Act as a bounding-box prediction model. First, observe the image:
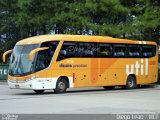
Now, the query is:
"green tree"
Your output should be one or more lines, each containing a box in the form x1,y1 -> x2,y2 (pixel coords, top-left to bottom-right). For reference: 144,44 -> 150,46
120,0 -> 160,43
136,0 -> 160,43
0,0 -> 160,61
83,0 -> 131,37
0,0 -> 18,62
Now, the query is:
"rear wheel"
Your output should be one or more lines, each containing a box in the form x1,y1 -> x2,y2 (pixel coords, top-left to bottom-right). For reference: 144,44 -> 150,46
34,90 -> 44,94
55,78 -> 67,93
125,76 -> 137,89
103,86 -> 115,90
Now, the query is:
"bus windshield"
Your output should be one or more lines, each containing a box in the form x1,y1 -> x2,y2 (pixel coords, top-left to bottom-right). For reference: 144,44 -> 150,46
9,44 -> 40,76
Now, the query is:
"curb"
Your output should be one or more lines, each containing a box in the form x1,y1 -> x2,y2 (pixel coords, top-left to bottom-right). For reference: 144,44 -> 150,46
0,80 -> 7,85
0,81 -> 7,85
0,80 -> 7,82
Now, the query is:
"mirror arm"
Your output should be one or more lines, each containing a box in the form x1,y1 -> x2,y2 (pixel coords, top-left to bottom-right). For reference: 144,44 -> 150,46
2,49 -> 13,63
29,47 -> 49,61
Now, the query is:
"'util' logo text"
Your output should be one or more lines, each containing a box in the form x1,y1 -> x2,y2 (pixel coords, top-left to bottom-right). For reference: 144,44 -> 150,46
126,59 -> 148,75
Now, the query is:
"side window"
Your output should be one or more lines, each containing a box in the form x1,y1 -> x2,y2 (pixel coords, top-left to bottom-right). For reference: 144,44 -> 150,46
58,42 -> 78,60
99,44 -> 112,57
79,43 -> 97,57
128,45 -> 140,57
35,41 -> 59,71
142,45 -> 156,57
35,50 -> 49,71
114,45 -> 126,57
49,42 -> 59,59
57,42 -> 98,61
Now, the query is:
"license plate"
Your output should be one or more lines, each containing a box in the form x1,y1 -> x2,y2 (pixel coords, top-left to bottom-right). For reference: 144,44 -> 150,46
15,84 -> 20,88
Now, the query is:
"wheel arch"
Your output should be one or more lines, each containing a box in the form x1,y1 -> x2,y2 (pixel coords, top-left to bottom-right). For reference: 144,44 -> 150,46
126,74 -> 137,83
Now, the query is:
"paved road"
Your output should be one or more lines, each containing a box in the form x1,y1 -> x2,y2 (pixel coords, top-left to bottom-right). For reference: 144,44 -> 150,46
0,83 -> 160,114
0,83 -> 160,120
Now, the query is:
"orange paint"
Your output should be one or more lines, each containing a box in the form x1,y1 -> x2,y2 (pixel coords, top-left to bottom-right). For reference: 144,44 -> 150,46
91,58 -> 99,83
6,35 -> 158,90
100,58 -> 118,74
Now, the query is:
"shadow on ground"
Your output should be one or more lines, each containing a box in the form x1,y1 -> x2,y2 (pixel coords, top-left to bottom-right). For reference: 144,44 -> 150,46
12,84 -> 159,96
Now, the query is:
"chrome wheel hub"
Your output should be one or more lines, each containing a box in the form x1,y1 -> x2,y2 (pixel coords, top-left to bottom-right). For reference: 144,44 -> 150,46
58,82 -> 65,90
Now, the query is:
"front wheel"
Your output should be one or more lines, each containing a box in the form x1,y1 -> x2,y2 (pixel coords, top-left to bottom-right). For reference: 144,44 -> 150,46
54,78 -> 67,94
125,76 -> 137,89
34,90 -> 44,94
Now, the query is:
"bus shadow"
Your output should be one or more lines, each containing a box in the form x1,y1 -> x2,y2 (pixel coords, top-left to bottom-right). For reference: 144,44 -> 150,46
66,88 -> 106,94
14,84 -> 158,96
66,85 -> 157,94
14,89 -> 106,96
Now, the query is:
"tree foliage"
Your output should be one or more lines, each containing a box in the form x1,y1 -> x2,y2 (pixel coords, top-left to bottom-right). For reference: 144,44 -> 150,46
0,0 -> 160,58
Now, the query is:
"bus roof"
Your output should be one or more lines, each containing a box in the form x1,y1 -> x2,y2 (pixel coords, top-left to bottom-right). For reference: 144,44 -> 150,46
16,34 -> 156,45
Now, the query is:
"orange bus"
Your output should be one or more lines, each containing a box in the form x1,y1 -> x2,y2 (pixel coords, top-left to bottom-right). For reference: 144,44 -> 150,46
3,35 -> 158,93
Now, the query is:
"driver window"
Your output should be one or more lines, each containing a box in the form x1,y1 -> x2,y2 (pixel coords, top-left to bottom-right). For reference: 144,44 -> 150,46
35,41 -> 59,72
35,50 -> 49,71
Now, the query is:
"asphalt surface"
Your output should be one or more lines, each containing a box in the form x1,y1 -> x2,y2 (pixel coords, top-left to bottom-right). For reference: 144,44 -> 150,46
0,82 -> 160,120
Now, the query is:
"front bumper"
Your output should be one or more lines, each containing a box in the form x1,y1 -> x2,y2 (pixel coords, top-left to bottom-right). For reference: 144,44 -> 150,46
7,78 -> 58,90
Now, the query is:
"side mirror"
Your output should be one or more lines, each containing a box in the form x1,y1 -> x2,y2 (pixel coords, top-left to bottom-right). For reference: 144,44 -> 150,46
2,49 -> 13,63
29,47 -> 49,61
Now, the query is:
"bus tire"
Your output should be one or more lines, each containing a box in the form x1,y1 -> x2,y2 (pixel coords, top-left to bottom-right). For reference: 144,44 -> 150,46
34,90 -> 44,94
103,86 -> 115,90
55,78 -> 67,93
125,75 -> 137,89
